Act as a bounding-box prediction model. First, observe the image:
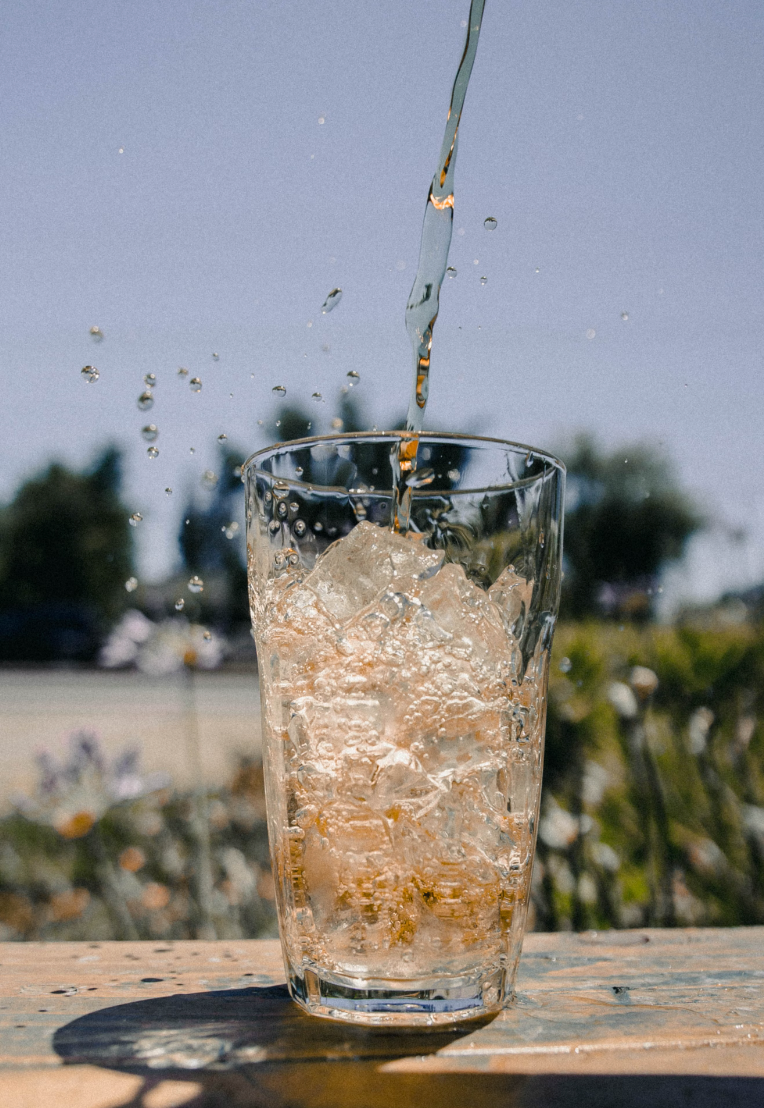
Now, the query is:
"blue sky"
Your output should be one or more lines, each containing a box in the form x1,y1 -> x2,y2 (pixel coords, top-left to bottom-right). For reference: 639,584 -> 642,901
1,0 -> 763,604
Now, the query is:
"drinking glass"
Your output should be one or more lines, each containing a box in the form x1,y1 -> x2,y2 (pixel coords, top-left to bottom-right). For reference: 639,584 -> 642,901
244,432 -> 565,1025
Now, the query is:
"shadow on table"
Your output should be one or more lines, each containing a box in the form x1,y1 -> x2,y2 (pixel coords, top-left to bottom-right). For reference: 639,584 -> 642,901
53,984 -> 764,1108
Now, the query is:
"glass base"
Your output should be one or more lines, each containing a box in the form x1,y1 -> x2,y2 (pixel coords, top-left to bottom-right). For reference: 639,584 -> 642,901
287,959 -> 506,1026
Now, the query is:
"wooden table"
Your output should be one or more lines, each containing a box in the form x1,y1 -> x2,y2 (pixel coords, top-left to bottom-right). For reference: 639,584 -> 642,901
1,928 -> 763,1107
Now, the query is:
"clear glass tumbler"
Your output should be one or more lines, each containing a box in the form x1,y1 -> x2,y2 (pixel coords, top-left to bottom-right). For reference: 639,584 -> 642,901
244,433 -> 565,1025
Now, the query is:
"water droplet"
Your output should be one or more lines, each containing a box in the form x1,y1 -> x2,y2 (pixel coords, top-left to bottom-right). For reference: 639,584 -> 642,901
559,657 -> 572,674
257,419 -> 263,426
165,487 -> 173,496
306,422 -> 312,430
586,329 -> 596,340
293,519 -> 307,537
264,491 -> 272,504
188,576 -> 204,594
275,420 -> 281,428
484,216 -> 498,230
313,521 -> 323,532
202,470 -> 218,489
147,446 -> 159,459
318,115 -> 325,125
189,447 -> 195,454
480,275 -> 487,286
289,501 -> 299,514
272,385 -> 287,397
137,390 -> 154,410
203,630 -> 212,641
143,373 -> 157,388
311,392 -> 323,402
177,366 -> 189,377
129,513 -> 143,527
446,266 -> 457,279
295,466 -> 304,476
223,521 -> 239,539
306,320 -> 313,328
288,552 -> 299,566
268,520 -> 280,535
125,577 -> 138,593
621,311 -> 629,321
321,288 -> 342,313
278,501 -> 289,518
89,326 -> 103,342
175,598 -> 185,611
217,432 -> 227,442
189,377 -> 202,392
535,267 -> 540,274
141,424 -> 159,442
347,370 -> 360,382
447,468 -> 460,481
331,417 -> 343,431
212,352 -> 219,361
81,365 -> 100,384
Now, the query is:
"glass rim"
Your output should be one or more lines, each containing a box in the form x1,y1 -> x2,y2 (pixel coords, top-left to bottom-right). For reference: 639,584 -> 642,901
243,430 -> 565,496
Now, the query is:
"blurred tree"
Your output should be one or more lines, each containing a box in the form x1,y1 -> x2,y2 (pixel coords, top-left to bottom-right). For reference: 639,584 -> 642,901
178,446 -> 249,626
0,447 -> 134,661
560,435 -> 703,620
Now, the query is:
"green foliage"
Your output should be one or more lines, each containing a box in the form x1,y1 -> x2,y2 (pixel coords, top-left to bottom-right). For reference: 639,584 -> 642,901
0,447 -> 134,661
560,435 -> 703,619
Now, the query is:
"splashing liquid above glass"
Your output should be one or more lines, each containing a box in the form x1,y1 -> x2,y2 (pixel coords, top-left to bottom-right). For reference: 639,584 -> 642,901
393,0 -> 486,531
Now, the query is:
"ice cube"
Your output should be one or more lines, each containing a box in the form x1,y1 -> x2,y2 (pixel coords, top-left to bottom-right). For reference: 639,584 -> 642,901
418,562 -> 510,676
303,520 -> 443,623
488,564 -> 534,633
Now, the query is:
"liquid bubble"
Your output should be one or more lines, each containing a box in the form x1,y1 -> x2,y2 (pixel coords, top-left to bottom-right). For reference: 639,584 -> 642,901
272,385 -> 287,397
321,288 -> 342,313
125,577 -> 138,593
480,276 -> 487,286
295,466 -> 304,476
141,424 -> 159,442
293,519 -> 307,537
277,501 -> 288,518
165,487 -> 173,496
621,311 -> 629,321
177,366 -> 189,377
559,657 -> 573,674
147,446 -> 159,459
189,377 -> 202,392
311,392 -> 323,402
289,501 -> 299,513
129,513 -> 143,526
202,470 -> 218,488
175,599 -> 185,611
188,576 -> 204,594
446,266 -> 457,279
217,433 -> 227,443
347,370 -> 360,382
484,217 -> 498,230
89,326 -> 103,342
143,373 -> 157,388
137,390 -> 154,410
81,365 -> 100,384
212,352 -> 219,361
268,520 -> 280,534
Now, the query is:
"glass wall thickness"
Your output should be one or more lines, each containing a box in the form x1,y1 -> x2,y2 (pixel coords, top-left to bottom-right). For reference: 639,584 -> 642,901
245,433 -> 565,1026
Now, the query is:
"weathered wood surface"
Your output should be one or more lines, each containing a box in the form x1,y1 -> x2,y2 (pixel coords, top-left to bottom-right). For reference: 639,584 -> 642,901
1,928 -> 763,1107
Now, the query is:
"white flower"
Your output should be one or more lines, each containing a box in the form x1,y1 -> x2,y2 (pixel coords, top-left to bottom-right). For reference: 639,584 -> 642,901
100,613 -> 225,674
607,681 -> 639,719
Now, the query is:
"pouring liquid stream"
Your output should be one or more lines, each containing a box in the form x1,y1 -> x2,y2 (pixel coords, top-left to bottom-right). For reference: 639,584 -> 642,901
393,0 -> 487,532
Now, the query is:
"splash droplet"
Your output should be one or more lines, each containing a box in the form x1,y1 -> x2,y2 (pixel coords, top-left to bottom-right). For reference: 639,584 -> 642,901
189,447 -> 195,454
483,217 -> 497,230
295,466 -> 304,476
129,513 -> 143,527
586,329 -> 596,340
125,577 -> 138,593
189,377 -> 202,392
272,385 -> 286,397
311,392 -> 323,402
81,365 -> 100,384
137,390 -> 154,410
217,432 -> 227,442
188,576 -> 204,594
223,521 -> 239,539
321,288 -> 342,313
331,418 -> 343,430
347,370 -> 360,382
203,630 -> 211,641
559,657 -> 572,673
293,519 -> 307,537
313,521 -> 323,532
141,424 -> 158,442
147,446 -> 159,459
165,487 -> 173,496
268,520 -> 280,535
143,373 -> 157,388
202,470 -> 218,489
212,352 -> 219,361
89,326 -> 103,342
177,366 -> 189,377
447,468 -> 460,482
175,598 -> 185,611
446,266 -> 457,279
621,311 -> 629,321
480,275 -> 487,286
